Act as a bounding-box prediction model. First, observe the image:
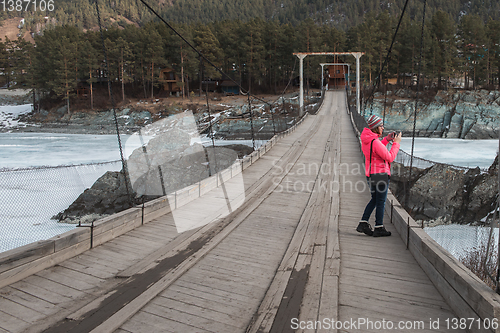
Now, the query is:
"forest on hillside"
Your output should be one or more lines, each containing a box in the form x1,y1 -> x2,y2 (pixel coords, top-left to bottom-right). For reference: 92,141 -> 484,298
1,0 -> 500,31
1,8 -> 500,112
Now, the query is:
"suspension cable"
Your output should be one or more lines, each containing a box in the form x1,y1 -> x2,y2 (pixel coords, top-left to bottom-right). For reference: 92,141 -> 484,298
138,0 -> 274,108
405,0 -> 427,209
382,66 -> 389,124
203,59 -> 219,174
95,0 -> 132,204
248,94 -> 256,151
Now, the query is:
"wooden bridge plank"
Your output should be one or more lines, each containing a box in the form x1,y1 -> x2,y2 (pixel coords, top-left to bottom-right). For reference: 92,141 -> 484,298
209,248 -> 280,265
57,258 -> 118,280
200,256 -> 275,276
188,265 -> 269,289
143,302 -> 236,333
0,296 -> 46,323
23,274 -> 83,300
81,247 -> 142,266
180,272 -> 266,299
199,257 -> 274,280
168,283 -> 251,310
119,311 -> 183,333
35,266 -> 103,292
342,284 -> 451,312
9,279 -> 72,305
0,310 -> 30,332
153,295 -> 245,329
173,279 -> 253,304
0,286 -> 60,316
72,251 -> 131,272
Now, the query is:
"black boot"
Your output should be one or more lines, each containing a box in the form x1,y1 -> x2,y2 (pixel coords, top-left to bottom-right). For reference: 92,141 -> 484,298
356,221 -> 373,236
373,226 -> 391,237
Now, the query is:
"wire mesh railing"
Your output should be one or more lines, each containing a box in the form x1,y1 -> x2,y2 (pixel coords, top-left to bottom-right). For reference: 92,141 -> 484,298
0,161 -> 121,252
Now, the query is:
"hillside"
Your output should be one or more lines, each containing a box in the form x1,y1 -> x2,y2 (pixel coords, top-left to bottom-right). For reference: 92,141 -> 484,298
0,17 -> 34,42
1,0 -> 500,32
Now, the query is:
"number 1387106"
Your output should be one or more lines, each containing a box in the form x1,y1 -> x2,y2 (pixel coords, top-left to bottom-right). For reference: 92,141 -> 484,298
1,0 -> 54,12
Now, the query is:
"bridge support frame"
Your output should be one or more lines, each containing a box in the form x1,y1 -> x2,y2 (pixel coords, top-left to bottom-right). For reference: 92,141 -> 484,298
294,52 -> 364,116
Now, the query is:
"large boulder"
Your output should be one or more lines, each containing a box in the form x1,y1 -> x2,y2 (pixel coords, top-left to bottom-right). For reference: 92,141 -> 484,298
130,144 -> 238,197
407,164 -> 466,220
391,156 -> 499,224
464,156 -> 499,222
53,170 -> 133,224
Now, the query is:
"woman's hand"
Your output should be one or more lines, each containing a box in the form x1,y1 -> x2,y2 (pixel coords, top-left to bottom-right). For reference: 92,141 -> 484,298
393,132 -> 402,144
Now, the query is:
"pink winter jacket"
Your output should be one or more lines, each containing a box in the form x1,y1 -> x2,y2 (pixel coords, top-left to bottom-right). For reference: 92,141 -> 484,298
360,127 -> 400,177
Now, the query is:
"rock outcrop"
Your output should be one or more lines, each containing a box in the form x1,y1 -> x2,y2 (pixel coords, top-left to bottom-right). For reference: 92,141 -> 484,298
52,170 -> 133,223
53,145 -> 244,224
390,156 -> 499,225
371,89 -> 500,139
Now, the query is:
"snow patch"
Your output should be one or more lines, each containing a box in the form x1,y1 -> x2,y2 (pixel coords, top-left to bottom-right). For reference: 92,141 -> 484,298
0,104 -> 33,129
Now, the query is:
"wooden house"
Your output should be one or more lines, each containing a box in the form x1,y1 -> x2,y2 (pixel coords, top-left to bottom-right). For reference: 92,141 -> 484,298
159,68 -> 182,93
219,80 -> 239,95
327,63 -> 348,89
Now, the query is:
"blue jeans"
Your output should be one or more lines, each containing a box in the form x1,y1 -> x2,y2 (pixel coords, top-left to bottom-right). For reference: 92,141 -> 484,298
361,176 -> 389,226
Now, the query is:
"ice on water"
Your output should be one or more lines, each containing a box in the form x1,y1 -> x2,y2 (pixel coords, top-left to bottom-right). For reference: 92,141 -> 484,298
399,137 -> 498,169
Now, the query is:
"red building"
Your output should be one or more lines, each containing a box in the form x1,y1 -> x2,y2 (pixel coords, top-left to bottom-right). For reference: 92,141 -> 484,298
327,63 -> 348,89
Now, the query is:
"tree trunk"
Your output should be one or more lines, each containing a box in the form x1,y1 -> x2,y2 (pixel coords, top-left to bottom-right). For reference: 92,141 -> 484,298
66,90 -> 70,116
141,56 -> 147,99
498,66 -> 500,90
248,33 -> 253,93
65,58 -> 70,115
90,68 -> 94,110
121,48 -> 125,101
151,60 -> 154,99
199,56 -> 203,97
181,46 -> 185,99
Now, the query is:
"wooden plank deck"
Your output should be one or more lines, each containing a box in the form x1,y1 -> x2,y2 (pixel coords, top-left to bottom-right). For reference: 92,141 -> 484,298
0,91 -> 463,333
336,101 -> 461,333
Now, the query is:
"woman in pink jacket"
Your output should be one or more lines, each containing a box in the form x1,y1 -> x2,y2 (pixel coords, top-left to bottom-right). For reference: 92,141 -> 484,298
356,115 -> 402,237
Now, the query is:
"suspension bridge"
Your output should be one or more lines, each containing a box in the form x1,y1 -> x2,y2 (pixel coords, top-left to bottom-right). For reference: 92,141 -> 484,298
1,90 -> 498,333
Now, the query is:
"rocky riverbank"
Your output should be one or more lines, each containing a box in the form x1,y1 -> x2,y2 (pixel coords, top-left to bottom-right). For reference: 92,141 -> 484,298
370,89 -> 500,139
390,156 -> 499,227
0,89 -> 311,137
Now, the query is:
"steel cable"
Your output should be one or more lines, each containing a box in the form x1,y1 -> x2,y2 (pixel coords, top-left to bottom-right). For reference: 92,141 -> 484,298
406,0 -> 427,209
363,0 -> 410,114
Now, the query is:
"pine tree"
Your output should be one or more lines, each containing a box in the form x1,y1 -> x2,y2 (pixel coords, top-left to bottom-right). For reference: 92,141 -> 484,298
457,15 -> 487,89
33,26 -> 81,114
80,39 -> 99,109
486,19 -> 500,89
193,23 -> 223,95
429,10 -> 456,89
11,37 -> 34,89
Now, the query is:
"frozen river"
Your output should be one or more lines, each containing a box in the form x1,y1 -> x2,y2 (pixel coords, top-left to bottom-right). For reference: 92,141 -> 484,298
399,137 -> 498,169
